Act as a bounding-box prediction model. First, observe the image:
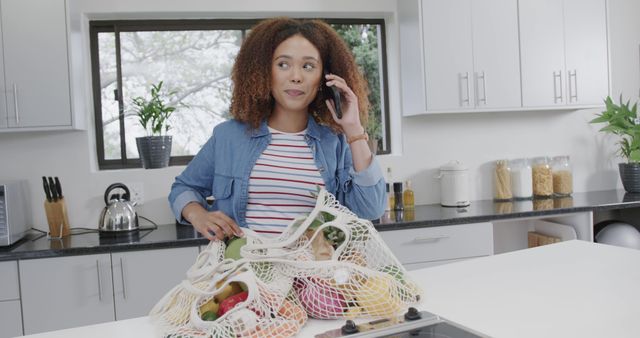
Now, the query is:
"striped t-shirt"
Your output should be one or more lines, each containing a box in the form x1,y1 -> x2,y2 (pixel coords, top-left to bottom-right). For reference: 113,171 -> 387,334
245,127 -> 324,236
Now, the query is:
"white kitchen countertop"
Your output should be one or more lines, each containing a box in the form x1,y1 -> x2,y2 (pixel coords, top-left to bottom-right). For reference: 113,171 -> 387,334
20,240 -> 640,338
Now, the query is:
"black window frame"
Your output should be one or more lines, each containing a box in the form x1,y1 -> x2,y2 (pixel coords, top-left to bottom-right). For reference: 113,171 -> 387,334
90,18 -> 391,170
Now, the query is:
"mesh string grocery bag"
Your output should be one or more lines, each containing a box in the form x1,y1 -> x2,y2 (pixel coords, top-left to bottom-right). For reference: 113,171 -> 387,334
150,241 -> 307,338
151,188 -> 422,337
240,188 -> 423,319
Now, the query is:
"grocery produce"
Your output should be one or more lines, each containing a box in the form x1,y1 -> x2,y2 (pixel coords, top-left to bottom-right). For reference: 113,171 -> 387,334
343,304 -> 362,319
224,236 -> 247,260
198,298 -> 219,316
200,311 -> 218,321
296,278 -> 347,319
304,229 -> 334,260
380,265 -> 405,283
217,291 -> 248,317
277,299 -> 307,325
343,251 -> 367,267
214,281 -> 244,303
357,275 -> 403,317
323,226 -> 346,248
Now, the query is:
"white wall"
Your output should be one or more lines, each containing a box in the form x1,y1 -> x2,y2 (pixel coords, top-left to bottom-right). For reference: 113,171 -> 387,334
0,0 -> 635,232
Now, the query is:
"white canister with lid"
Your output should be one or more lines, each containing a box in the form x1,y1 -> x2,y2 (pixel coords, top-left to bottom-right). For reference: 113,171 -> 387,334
435,161 -> 471,207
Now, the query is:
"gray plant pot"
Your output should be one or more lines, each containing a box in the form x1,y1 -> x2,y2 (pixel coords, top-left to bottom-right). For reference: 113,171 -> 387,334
619,162 -> 640,193
136,136 -> 172,169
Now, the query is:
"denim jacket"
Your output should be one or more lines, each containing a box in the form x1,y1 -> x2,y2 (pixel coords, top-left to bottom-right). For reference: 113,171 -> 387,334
169,118 -> 386,227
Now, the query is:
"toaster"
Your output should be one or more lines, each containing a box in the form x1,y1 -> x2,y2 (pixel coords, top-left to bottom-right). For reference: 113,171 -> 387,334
0,180 -> 31,246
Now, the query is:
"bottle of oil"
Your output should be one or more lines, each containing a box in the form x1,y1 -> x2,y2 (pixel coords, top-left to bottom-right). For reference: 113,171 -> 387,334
403,180 -> 415,210
388,183 -> 395,212
385,183 -> 392,212
386,167 -> 395,211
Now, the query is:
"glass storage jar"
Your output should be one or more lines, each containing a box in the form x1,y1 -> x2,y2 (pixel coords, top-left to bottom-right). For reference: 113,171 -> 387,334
532,156 -> 553,198
551,155 -> 573,196
493,159 -> 512,201
510,158 -> 533,199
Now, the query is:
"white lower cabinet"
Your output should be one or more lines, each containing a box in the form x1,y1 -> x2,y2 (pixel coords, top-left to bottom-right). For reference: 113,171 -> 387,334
380,222 -> 494,270
20,254 -> 114,335
112,247 -> 198,320
20,246 -> 198,334
0,300 -> 22,338
0,260 -> 22,338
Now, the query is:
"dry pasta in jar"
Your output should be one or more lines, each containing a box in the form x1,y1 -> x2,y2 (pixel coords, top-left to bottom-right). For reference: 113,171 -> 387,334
532,157 -> 553,198
551,155 -> 573,196
494,160 -> 512,201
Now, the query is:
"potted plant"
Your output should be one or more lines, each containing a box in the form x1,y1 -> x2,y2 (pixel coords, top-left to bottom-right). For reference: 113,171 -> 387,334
590,95 -> 640,192
132,81 -> 176,169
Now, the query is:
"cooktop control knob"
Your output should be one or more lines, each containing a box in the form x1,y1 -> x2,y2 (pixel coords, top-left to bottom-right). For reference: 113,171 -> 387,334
341,319 -> 359,335
404,307 -> 422,321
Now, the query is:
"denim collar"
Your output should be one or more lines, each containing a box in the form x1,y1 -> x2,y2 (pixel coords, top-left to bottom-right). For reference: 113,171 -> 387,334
251,117 -> 324,140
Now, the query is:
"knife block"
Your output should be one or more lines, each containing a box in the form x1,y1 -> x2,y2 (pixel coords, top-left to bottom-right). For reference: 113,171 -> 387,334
44,198 -> 70,238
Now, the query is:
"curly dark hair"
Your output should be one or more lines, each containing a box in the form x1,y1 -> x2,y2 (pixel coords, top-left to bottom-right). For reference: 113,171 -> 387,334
230,17 -> 370,132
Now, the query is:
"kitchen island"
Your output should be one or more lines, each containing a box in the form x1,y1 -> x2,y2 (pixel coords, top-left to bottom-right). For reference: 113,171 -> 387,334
19,240 -> 640,338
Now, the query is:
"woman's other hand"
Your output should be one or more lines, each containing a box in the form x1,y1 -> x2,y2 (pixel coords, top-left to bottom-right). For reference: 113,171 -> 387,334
182,202 -> 244,241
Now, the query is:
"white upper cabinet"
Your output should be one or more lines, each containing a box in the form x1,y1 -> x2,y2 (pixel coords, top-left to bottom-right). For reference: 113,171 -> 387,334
470,0 -> 522,110
421,0 -> 474,111
0,0 -> 76,131
401,0 -> 521,115
607,0 -> 640,101
399,0 -> 609,115
519,0 -> 609,107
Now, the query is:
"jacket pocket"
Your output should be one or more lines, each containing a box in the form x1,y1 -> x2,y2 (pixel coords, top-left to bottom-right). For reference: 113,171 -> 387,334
336,169 -> 352,193
212,174 -> 234,200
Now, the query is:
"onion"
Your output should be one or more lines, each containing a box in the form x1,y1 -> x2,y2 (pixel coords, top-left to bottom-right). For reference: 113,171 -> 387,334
295,278 -> 346,319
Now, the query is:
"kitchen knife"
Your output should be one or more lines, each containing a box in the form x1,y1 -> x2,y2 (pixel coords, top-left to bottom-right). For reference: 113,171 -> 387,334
42,176 -> 52,202
54,177 -> 63,199
48,177 -> 58,201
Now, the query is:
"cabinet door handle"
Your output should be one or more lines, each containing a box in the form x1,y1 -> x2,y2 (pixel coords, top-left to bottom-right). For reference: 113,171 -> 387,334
412,235 -> 450,243
120,257 -> 127,300
478,71 -> 487,105
96,260 -> 102,301
568,70 -> 578,102
12,84 -> 19,124
460,72 -> 470,106
553,71 -> 563,103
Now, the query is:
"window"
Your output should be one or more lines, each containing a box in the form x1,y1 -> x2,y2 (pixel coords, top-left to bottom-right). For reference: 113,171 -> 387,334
90,19 -> 390,170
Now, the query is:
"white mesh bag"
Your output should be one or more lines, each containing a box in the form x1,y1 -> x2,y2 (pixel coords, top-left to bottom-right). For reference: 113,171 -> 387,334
152,188 -> 422,336
150,241 -> 307,338
241,188 -> 423,319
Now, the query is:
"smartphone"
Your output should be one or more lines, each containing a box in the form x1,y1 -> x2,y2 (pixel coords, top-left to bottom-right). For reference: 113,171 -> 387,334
323,70 -> 342,119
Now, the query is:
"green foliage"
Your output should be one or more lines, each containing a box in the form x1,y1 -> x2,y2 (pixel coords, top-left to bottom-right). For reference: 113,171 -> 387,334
590,96 -> 640,163
131,81 -> 177,136
333,24 -> 383,140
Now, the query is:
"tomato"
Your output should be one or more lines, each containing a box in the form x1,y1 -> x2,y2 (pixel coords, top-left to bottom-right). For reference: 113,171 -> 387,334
217,291 -> 248,317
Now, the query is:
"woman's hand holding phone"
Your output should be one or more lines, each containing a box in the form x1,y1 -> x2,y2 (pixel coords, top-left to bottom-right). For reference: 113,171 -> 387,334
324,73 -> 365,137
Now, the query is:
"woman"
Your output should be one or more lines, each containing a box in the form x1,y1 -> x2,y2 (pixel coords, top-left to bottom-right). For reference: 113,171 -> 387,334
169,17 -> 386,240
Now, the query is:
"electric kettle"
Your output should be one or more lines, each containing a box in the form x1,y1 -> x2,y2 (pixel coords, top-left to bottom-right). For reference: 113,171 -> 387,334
98,183 -> 139,232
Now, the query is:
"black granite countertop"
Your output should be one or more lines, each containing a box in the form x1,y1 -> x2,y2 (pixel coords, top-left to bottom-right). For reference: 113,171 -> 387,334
1,189 -> 638,262
0,224 -> 208,262
374,189 -> 640,231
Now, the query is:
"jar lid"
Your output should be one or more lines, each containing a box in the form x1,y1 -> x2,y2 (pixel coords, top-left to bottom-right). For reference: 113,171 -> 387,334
440,160 -> 467,171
